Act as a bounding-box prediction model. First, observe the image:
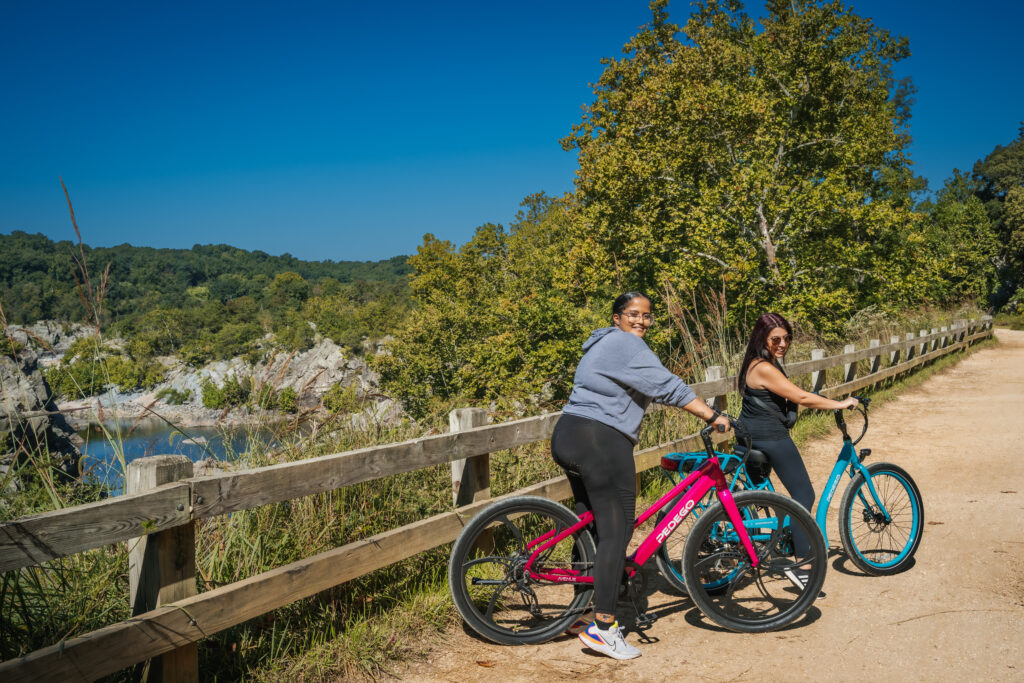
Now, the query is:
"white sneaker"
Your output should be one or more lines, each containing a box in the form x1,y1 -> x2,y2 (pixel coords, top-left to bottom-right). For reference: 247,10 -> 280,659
565,610 -> 595,635
784,567 -> 826,600
578,621 -> 641,660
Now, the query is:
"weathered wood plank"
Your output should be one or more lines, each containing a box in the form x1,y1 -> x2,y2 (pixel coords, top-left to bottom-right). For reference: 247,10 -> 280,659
634,429 -> 731,473
0,483 -> 191,573
0,475 -> 574,683
191,411 -> 561,518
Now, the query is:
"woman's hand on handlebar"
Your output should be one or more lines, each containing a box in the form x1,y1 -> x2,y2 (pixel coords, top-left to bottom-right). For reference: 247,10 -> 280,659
710,413 -> 731,433
836,396 -> 859,411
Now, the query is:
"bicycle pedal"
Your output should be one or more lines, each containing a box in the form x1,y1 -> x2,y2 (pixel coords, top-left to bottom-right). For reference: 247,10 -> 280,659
634,612 -> 658,629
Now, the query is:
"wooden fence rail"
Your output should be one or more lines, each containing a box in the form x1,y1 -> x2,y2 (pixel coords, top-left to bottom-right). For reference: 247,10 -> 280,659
0,317 -> 993,681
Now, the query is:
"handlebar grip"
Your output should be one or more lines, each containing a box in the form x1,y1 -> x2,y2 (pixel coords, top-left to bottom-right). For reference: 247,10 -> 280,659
715,423 -> 726,432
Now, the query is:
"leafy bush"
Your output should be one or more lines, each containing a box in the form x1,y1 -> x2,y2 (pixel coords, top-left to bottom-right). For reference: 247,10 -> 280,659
44,350 -> 164,399
1,336 -> 23,358
322,382 -> 361,414
277,387 -> 298,413
154,387 -> 192,405
201,374 -> 251,409
250,383 -> 277,410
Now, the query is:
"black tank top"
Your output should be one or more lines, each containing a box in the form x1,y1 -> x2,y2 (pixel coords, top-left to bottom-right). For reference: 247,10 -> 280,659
739,363 -> 797,440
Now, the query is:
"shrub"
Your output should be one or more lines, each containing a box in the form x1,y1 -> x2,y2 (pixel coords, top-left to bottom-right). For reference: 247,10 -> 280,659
155,387 -> 192,405
1,336 -> 24,358
277,387 -> 298,413
201,379 -> 226,409
250,383 -> 277,410
201,374 -> 251,409
322,382 -> 360,414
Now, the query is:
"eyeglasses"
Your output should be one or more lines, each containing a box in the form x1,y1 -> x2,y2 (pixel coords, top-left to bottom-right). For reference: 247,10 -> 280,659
768,335 -> 792,345
622,311 -> 655,323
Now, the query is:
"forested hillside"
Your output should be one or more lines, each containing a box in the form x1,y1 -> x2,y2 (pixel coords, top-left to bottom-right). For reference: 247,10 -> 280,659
0,232 -> 409,323
0,233 -> 413,374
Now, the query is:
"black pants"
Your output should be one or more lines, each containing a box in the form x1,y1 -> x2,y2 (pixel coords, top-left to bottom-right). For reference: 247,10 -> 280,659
550,413 -> 636,616
751,435 -> 815,558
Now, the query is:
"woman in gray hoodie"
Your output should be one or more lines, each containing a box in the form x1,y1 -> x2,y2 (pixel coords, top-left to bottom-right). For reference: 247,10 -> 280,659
552,291 -> 730,660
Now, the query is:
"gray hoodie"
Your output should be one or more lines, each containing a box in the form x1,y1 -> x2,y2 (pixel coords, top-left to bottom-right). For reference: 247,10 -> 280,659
561,327 -> 698,443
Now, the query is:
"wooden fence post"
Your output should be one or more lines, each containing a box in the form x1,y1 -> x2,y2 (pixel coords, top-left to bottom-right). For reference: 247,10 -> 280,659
810,349 -> 826,393
868,339 -> 881,374
127,455 -> 197,683
889,335 -> 900,366
906,332 -> 916,361
451,408 -> 490,507
919,330 -> 928,357
931,327 -> 939,352
940,326 -> 949,348
704,365 -> 728,414
843,344 -> 857,383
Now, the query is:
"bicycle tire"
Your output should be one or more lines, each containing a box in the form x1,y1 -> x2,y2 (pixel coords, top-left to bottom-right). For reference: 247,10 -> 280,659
838,462 -> 923,575
682,490 -> 826,633
447,495 -> 596,645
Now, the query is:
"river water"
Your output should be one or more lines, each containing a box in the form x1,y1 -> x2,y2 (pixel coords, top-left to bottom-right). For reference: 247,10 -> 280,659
76,420 -> 272,494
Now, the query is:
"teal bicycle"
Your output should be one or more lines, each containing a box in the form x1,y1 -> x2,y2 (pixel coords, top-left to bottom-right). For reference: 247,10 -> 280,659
657,396 -> 924,591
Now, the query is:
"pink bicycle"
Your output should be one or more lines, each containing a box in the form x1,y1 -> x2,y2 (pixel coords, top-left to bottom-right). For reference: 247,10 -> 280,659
448,421 -> 827,644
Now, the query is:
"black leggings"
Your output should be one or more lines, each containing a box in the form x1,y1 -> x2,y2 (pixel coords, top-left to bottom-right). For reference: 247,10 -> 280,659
751,436 -> 815,558
550,414 -> 635,616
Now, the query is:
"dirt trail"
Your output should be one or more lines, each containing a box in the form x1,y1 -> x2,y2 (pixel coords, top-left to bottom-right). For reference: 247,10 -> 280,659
394,329 -> 1024,682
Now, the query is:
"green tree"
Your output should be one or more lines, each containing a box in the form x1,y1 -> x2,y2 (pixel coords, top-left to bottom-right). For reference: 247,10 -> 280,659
375,195 -> 596,417
921,172 -> 998,303
267,272 -> 311,308
561,0 -> 920,336
972,127 -> 1024,301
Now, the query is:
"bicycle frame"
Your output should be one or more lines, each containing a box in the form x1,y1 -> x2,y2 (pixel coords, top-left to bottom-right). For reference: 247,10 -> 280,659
524,450 -> 760,584
813,428 -> 891,548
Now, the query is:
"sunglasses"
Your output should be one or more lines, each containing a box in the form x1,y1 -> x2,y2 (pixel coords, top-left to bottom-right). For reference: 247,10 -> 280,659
768,335 -> 792,345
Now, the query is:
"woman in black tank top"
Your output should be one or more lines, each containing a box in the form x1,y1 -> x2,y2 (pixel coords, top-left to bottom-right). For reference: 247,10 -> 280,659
738,313 -> 858,591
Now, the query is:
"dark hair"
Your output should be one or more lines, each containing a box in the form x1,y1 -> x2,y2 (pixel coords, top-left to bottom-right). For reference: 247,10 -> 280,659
612,291 -> 650,317
738,312 -> 793,395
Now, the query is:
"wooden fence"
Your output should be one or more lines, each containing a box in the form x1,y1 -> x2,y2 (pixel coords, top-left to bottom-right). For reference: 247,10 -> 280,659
0,317 -> 993,681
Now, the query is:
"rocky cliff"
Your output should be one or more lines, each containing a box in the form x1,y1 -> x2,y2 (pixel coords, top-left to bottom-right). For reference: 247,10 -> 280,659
5,321 -> 401,430
0,349 -> 83,484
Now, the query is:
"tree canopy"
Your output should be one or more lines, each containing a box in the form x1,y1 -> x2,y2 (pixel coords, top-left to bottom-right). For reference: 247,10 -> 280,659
561,0 -> 928,336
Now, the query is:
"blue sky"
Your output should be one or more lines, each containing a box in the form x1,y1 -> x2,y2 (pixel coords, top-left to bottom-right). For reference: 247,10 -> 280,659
1,0 -> 1021,262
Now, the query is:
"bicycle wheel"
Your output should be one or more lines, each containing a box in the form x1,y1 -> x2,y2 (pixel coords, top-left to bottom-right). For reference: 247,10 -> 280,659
682,490 -> 826,633
448,495 -> 596,645
838,462 -> 923,575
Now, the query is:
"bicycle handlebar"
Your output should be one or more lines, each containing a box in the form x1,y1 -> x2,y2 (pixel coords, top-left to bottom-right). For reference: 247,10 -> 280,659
699,414 -> 753,463
833,395 -> 869,443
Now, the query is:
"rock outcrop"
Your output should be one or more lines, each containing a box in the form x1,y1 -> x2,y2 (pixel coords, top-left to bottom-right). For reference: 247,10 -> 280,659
0,349 -> 83,484
53,336 -> 401,429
